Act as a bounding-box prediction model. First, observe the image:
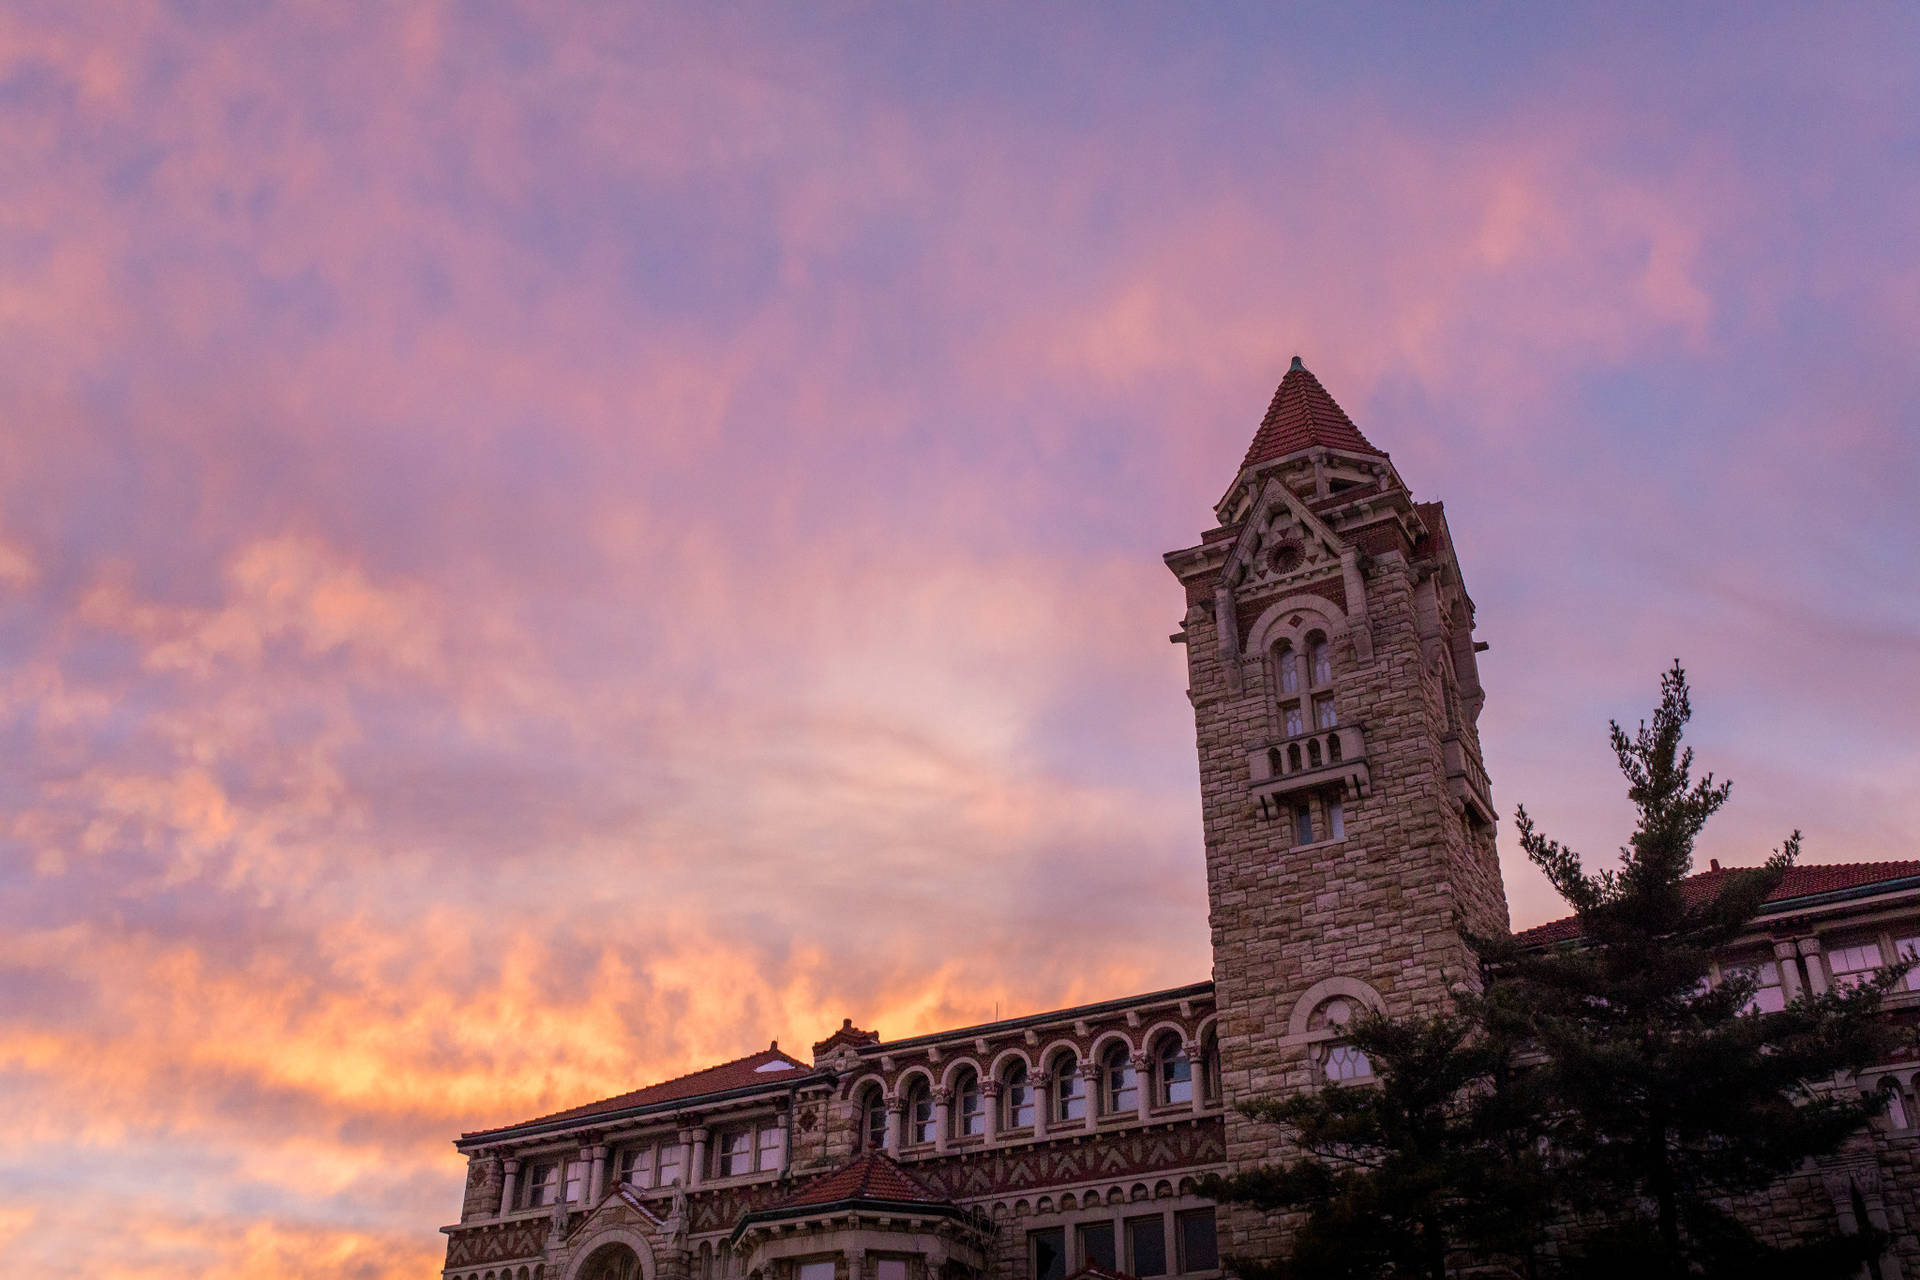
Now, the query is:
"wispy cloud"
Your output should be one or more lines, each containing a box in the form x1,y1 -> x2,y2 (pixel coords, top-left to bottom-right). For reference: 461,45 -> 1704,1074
1,3 -> 1916,1274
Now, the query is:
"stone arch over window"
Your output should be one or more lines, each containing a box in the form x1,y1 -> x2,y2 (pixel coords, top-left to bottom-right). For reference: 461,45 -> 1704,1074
1288,977 -> 1385,1085
566,1229 -> 655,1280
1287,977 -> 1386,1037
1248,598 -> 1348,744
838,1070 -> 887,1101
1873,1072 -> 1916,1131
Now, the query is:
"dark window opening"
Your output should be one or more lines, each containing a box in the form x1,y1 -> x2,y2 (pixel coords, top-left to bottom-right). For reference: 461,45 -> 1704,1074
1177,1209 -> 1218,1272
1030,1228 -> 1066,1280
1077,1222 -> 1116,1271
1128,1216 -> 1168,1278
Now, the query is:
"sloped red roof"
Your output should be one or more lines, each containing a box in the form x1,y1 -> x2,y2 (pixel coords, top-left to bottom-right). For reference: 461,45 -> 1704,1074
1241,358 -> 1385,469
463,1045 -> 811,1139
768,1152 -> 950,1211
1513,860 -> 1920,947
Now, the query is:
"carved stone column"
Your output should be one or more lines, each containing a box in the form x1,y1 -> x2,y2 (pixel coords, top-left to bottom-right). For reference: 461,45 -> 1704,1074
1185,1041 -> 1207,1116
1772,939 -> 1805,1002
685,1126 -> 708,1188
981,1080 -> 1003,1144
500,1157 -> 520,1217
1032,1074 -> 1051,1140
587,1144 -> 609,1204
932,1087 -> 953,1154
883,1095 -> 904,1156
1799,937 -> 1830,996
1132,1053 -> 1154,1123
1079,1061 -> 1101,1133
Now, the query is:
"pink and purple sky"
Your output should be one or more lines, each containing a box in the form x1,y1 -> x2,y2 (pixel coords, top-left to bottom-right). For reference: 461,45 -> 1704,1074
2,4 -> 1917,1276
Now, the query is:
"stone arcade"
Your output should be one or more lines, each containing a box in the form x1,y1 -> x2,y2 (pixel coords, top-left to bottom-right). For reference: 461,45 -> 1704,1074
440,361 -> 1920,1280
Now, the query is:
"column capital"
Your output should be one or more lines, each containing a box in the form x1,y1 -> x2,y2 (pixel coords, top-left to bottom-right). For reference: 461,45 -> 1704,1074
1772,939 -> 1799,960
932,1087 -> 954,1105
885,1096 -> 906,1115
1797,936 -> 1825,956
502,1157 -> 521,1173
981,1080 -> 1004,1099
588,1144 -> 609,1158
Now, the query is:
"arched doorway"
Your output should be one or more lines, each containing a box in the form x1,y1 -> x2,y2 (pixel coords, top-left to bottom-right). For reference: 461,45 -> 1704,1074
580,1243 -> 643,1280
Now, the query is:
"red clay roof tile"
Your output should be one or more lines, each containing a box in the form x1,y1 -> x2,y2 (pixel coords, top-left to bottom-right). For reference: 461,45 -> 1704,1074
768,1152 -> 950,1210
1241,358 -> 1385,469
1512,860 -> 1920,947
463,1046 -> 811,1140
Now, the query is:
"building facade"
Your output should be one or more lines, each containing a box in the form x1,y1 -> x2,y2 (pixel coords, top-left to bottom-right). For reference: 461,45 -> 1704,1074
440,361 -> 1920,1280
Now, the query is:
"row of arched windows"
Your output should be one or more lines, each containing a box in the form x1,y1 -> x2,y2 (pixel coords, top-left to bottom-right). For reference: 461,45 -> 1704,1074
860,1033 -> 1219,1148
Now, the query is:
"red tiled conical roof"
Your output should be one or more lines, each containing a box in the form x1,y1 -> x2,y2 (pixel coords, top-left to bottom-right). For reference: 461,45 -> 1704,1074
1241,357 -> 1384,468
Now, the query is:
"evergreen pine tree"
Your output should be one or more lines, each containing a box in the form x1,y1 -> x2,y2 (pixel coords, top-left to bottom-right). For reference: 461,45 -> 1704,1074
1508,662 -> 1907,1278
1199,999 -> 1553,1280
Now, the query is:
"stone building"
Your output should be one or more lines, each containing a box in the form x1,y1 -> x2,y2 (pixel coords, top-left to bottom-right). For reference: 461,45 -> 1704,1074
439,361 -> 1920,1280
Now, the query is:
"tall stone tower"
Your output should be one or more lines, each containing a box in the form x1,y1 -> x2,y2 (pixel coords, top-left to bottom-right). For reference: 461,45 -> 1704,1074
1164,358 -> 1509,1258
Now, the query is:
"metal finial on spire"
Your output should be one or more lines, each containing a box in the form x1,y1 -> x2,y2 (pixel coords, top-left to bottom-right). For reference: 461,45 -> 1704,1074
1290,355 -> 1304,371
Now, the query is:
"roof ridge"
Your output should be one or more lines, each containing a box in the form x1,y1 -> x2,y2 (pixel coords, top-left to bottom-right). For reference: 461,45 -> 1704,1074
1512,858 -> 1920,947
465,1044 -> 809,1139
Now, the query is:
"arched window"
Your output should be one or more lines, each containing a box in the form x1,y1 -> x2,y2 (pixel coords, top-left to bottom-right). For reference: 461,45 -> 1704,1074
1326,1043 -> 1372,1082
1002,1060 -> 1035,1130
1156,1037 -> 1193,1106
1309,636 -> 1332,686
580,1246 -> 643,1280
1882,1079 -> 1911,1131
859,1085 -> 887,1150
904,1078 -> 936,1145
1102,1043 -> 1138,1115
1316,997 -> 1373,1083
1051,1053 -> 1085,1123
1275,642 -> 1300,695
952,1068 -> 985,1138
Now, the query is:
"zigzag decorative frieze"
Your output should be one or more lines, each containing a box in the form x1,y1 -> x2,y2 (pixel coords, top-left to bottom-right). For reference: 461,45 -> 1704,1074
444,1218 -> 551,1268
907,1119 -> 1226,1201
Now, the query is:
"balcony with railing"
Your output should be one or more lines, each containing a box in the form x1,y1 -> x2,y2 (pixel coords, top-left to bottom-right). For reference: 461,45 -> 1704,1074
1247,724 -> 1370,815
1443,732 -> 1495,827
